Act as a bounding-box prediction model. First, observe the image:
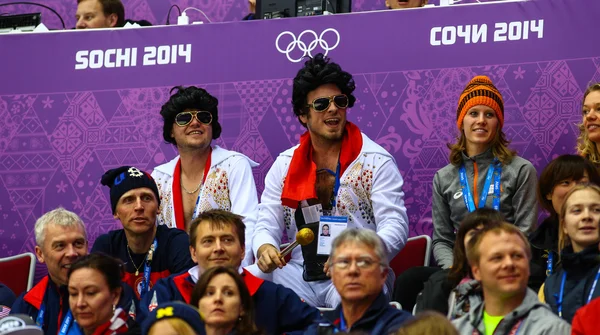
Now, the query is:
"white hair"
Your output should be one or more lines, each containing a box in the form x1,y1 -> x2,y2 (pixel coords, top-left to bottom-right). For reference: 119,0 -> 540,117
34,208 -> 87,246
329,228 -> 389,267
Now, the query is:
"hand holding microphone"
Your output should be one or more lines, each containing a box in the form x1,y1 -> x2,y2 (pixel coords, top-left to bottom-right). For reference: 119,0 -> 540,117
279,228 -> 315,257
257,228 -> 315,273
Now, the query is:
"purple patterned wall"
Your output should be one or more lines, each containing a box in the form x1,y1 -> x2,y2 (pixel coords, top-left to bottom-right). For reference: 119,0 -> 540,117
0,0 -> 593,282
0,0 -> 511,30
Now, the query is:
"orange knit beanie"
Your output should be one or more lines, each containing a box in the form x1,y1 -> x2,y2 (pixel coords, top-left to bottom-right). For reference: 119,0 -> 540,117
456,75 -> 504,129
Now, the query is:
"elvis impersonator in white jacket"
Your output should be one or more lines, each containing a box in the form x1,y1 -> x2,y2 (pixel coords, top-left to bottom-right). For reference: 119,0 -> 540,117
253,131 -> 409,308
152,145 -> 259,267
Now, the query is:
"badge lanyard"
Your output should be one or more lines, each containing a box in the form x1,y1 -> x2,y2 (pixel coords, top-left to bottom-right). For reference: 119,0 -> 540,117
140,238 -> 158,297
557,267 -> 600,318
317,162 -> 341,209
459,160 -> 501,212
546,251 -> 554,276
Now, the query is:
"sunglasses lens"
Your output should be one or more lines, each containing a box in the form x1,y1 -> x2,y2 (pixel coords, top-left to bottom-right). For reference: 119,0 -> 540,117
175,112 -> 193,126
334,95 -> 349,108
313,98 -> 331,112
197,112 -> 212,124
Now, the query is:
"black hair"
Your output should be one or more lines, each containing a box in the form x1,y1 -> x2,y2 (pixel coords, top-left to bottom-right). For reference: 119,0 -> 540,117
68,252 -> 124,291
537,154 -> 600,216
292,53 -> 356,127
160,86 -> 222,144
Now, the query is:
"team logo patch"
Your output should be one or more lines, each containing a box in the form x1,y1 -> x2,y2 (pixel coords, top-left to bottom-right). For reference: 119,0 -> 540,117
453,191 -> 463,199
135,276 -> 153,299
128,167 -> 143,177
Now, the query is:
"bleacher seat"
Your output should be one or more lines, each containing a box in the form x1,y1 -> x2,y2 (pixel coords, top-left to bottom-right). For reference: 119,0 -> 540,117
0,253 -> 36,297
389,235 -> 432,277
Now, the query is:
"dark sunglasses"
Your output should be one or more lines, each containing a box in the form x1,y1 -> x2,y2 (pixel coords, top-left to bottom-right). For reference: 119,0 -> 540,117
174,111 -> 213,126
306,94 -> 349,112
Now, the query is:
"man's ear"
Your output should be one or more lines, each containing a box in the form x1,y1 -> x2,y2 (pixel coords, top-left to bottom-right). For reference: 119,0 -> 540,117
108,13 -> 118,27
471,264 -> 481,281
190,245 -> 198,264
35,245 -> 45,264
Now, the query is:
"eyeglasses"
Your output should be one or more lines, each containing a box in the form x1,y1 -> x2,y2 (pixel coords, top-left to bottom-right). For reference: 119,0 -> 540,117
331,258 -> 383,270
174,111 -> 213,127
306,94 -> 349,112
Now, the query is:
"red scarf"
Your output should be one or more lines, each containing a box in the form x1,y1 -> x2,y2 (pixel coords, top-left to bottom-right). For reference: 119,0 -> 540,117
172,148 -> 212,230
281,122 -> 362,208
91,308 -> 129,335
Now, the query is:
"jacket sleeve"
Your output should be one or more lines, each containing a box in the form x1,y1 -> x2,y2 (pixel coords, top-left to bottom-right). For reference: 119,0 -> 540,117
253,156 -> 287,258
168,231 -> 196,274
10,293 -> 34,316
511,161 -> 538,234
432,171 -> 455,269
539,319 -> 572,335
274,284 -> 322,333
371,159 -> 409,260
571,309 -> 585,335
227,156 -> 259,267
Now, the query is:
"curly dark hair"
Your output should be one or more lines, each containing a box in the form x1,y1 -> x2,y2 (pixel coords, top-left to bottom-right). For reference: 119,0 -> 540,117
160,86 -> 222,145
292,53 -> 356,127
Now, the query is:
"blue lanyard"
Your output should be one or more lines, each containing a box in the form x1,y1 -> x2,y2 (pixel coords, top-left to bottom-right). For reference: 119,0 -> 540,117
191,191 -> 202,222
58,310 -> 75,335
546,251 -> 554,276
35,303 -> 46,327
459,160 -> 501,212
317,162 -> 341,209
37,305 -> 81,335
339,310 -> 347,332
140,238 -> 158,298
557,268 -> 600,318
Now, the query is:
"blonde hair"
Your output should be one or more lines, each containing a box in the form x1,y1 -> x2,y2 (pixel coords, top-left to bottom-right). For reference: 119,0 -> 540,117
148,318 -> 196,335
558,183 -> 600,252
448,130 -> 516,166
395,311 -> 458,335
577,83 -> 600,163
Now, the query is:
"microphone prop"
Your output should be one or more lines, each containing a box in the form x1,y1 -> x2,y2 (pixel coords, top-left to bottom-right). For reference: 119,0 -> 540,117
280,228 -> 315,257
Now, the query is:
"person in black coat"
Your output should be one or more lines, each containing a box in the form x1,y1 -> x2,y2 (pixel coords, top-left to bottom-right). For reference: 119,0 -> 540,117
529,155 -> 600,292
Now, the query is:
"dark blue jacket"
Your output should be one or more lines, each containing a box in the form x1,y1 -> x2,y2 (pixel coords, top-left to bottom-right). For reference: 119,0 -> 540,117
139,268 -> 321,334
11,275 -> 139,335
92,225 -> 195,300
0,283 -> 16,309
544,244 -> 600,323
304,292 -> 413,335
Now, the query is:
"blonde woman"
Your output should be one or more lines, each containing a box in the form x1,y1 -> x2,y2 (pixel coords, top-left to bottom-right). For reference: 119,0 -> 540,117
542,184 -> 600,323
577,83 -> 600,163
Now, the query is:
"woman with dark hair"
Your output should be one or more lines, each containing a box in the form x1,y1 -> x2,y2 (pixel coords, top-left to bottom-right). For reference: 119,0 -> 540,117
190,266 -> 263,335
415,208 -> 504,318
67,253 -> 139,334
432,75 -> 537,269
529,155 -> 600,292
577,83 -> 600,164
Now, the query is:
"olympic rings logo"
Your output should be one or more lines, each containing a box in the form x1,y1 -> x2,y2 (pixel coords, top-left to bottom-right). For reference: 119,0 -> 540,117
275,28 -> 341,63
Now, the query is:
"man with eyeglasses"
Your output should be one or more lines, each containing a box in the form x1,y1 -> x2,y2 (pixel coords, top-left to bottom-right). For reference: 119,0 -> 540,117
253,53 -> 409,307
151,86 -> 259,266
305,229 -> 412,334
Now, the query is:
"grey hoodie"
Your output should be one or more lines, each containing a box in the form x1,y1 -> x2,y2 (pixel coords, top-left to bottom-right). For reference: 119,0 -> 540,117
432,149 -> 538,268
452,288 -> 571,335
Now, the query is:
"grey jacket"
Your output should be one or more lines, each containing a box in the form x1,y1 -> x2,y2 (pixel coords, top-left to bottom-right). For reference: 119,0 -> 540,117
447,279 -> 482,320
432,149 -> 537,268
452,289 -> 571,335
